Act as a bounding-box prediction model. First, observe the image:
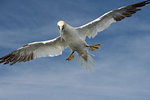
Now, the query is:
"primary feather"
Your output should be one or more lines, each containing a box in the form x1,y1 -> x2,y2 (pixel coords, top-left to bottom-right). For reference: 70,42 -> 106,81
77,0 -> 150,40
0,37 -> 67,65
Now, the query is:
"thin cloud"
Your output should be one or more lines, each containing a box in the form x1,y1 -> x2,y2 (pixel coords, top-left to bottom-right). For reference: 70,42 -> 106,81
0,0 -> 150,100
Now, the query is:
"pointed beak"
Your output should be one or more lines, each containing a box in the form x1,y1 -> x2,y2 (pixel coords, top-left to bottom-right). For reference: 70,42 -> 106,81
58,25 -> 63,41
60,33 -> 63,41
58,25 -> 64,33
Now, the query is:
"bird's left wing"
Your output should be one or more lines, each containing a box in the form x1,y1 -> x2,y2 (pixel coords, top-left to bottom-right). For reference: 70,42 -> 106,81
0,36 -> 68,65
76,0 -> 150,40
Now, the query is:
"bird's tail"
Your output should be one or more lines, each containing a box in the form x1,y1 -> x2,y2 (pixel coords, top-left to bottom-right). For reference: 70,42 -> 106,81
77,51 -> 95,71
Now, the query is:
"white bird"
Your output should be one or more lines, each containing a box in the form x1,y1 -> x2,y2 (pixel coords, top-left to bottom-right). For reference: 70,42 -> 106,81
0,0 -> 150,71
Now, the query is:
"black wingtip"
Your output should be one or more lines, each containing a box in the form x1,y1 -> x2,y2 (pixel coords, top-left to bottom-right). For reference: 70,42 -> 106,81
146,0 -> 150,4
144,0 -> 150,4
0,60 -> 5,63
131,0 -> 150,8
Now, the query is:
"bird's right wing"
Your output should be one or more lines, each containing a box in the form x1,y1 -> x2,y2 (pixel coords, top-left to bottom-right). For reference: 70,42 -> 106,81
0,36 -> 68,65
76,0 -> 150,40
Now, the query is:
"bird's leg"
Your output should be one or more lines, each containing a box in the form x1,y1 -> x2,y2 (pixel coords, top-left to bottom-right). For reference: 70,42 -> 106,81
86,44 -> 101,51
66,51 -> 75,61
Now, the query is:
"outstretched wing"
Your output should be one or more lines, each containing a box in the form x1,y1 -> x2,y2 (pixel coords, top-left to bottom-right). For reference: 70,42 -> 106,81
76,0 -> 150,39
0,36 -> 68,65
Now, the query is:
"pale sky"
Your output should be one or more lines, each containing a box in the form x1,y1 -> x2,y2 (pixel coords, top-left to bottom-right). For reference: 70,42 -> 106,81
0,0 -> 150,100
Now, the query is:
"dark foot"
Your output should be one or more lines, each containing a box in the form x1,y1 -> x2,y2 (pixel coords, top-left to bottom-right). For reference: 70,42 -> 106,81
66,51 -> 75,61
66,54 -> 75,61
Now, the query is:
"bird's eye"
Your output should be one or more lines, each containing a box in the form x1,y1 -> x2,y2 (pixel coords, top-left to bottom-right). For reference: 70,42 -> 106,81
58,26 -> 60,30
62,25 -> 64,31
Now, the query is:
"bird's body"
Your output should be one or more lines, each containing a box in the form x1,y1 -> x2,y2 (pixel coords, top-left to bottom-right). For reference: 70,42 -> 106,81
62,25 -> 85,51
58,22 -> 94,70
63,31 -> 87,56
0,0 -> 150,71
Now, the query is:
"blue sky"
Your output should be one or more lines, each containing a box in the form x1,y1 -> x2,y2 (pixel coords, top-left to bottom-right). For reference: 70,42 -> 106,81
0,0 -> 150,100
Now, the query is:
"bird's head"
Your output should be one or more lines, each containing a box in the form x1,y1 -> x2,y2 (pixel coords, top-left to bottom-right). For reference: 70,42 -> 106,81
57,21 -> 65,33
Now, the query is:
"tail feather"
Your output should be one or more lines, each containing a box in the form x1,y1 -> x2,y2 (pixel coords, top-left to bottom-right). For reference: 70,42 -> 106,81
88,55 -> 95,66
84,60 -> 92,72
76,56 -> 83,66
77,51 -> 95,71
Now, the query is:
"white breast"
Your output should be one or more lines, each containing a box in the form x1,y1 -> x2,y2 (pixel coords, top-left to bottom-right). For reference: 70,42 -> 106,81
62,27 -> 86,51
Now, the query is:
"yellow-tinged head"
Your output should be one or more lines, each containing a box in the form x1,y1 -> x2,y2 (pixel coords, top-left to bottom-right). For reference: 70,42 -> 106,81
57,21 -> 65,33
57,21 -> 65,26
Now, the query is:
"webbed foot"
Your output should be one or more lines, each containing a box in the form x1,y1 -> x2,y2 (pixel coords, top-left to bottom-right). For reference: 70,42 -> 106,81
66,51 -> 75,61
88,44 -> 101,51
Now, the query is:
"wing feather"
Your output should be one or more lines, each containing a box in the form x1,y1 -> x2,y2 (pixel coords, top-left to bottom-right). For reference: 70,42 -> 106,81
77,0 -> 150,39
0,36 -> 68,65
